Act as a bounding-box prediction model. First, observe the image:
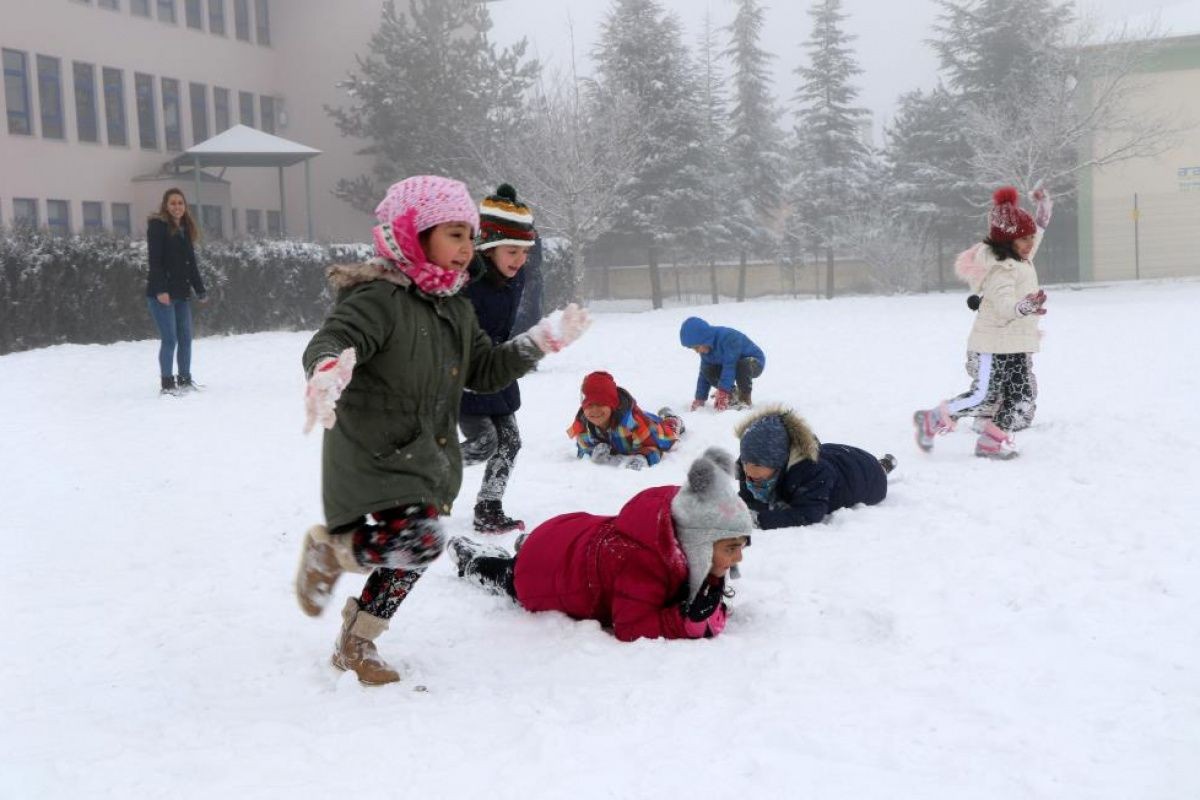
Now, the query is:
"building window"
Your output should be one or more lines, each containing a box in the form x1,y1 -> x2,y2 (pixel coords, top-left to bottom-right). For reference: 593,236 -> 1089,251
200,204 -> 223,238
157,0 -> 176,23
47,200 -> 71,236
189,82 -> 208,143
131,0 -> 150,16
3,49 -> 32,136
245,208 -> 261,234
213,86 -> 229,132
259,95 -> 275,134
83,201 -> 104,233
102,67 -> 127,146
111,202 -> 132,236
233,0 -> 250,41
135,72 -> 157,149
230,207 -> 239,234
37,55 -> 65,140
254,0 -> 270,45
73,62 -> 100,143
266,209 -> 281,237
13,198 -> 38,228
238,90 -> 254,127
99,0 -> 119,9
184,0 -> 202,28
161,77 -> 181,151
207,0 -> 225,34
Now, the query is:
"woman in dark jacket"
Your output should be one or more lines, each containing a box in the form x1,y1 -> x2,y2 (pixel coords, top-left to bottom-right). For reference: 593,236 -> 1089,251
146,188 -> 207,394
735,406 -> 895,529
459,184 -> 538,534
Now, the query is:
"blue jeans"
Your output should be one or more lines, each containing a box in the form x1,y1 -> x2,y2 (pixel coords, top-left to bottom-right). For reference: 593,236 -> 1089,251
147,296 -> 193,379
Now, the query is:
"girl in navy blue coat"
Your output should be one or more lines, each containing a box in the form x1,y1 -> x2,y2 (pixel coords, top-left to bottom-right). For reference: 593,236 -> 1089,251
679,316 -> 765,411
459,185 -> 538,533
735,406 -> 895,530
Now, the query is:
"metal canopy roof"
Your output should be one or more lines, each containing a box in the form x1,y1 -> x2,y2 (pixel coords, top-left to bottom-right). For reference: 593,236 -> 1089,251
171,124 -> 321,168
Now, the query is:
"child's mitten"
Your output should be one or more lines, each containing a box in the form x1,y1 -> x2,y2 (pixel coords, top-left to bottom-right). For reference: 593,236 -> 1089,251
623,454 -> 649,471
713,388 -> 732,411
590,443 -> 615,465
1015,289 -> 1047,317
528,303 -> 592,354
690,398 -> 706,411
303,347 -> 356,433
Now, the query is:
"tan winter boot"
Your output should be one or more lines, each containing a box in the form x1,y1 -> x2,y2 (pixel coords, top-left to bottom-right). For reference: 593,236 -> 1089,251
295,525 -> 366,617
331,597 -> 401,685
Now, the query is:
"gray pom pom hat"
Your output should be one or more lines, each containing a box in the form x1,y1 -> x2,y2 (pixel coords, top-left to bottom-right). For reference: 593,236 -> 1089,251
670,447 -> 755,603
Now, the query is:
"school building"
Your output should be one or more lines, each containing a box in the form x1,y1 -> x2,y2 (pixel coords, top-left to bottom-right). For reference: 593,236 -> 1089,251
1079,23 -> 1200,282
0,0 -> 392,242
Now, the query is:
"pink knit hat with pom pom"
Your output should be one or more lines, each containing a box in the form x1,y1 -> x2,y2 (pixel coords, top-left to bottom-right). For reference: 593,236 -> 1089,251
987,186 -> 1036,243
373,175 -> 479,235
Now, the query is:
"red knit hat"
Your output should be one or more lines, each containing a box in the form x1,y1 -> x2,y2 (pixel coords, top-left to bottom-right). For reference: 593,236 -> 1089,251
988,186 -> 1037,243
580,371 -> 619,408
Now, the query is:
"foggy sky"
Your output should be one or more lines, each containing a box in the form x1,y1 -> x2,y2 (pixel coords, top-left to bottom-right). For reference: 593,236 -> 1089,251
488,0 -> 1185,142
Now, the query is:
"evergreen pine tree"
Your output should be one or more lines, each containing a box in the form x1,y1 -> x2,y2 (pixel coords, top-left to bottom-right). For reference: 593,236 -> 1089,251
592,0 -> 710,308
724,0 -> 786,260
789,0 -> 872,299
695,8 -> 733,301
326,0 -> 538,211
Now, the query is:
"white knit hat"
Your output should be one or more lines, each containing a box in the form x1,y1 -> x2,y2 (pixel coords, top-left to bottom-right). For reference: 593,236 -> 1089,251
671,447 -> 754,603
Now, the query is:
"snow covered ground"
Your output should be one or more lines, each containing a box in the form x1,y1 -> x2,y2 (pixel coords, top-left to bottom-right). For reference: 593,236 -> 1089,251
2,279 -> 1198,799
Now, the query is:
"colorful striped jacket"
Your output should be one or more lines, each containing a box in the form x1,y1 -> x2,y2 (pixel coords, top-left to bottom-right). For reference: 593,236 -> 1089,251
567,388 -> 681,466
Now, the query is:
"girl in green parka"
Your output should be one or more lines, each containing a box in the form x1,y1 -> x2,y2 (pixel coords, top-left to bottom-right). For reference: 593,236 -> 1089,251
294,175 -> 590,685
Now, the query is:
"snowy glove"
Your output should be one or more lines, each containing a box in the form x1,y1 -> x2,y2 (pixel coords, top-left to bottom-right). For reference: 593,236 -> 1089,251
690,398 -> 706,411
622,454 -> 649,471
685,575 -> 726,623
713,389 -> 732,412
590,443 -> 616,465
303,347 -> 357,434
1030,182 -> 1053,228
527,303 -> 591,354
1015,289 -> 1048,317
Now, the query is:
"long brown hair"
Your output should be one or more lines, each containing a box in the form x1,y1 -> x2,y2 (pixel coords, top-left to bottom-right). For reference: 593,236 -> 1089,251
152,188 -> 200,243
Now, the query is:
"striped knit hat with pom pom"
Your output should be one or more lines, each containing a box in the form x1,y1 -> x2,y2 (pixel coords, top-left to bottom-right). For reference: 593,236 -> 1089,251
987,186 -> 1036,243
477,183 -> 536,251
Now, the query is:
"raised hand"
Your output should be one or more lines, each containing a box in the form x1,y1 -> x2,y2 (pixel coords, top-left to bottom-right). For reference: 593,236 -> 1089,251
1015,289 -> 1048,317
303,347 -> 357,434
528,303 -> 592,354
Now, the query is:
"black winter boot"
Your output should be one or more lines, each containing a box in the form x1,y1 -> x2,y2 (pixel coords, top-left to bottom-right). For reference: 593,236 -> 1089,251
879,454 -> 897,474
160,375 -> 178,395
473,500 -> 524,535
175,374 -> 202,392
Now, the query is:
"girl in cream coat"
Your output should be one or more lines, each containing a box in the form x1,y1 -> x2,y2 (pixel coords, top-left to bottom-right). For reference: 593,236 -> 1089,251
913,186 -> 1052,460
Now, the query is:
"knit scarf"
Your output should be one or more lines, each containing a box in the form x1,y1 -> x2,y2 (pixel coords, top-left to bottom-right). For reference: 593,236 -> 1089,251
372,208 -> 469,297
745,473 -> 779,504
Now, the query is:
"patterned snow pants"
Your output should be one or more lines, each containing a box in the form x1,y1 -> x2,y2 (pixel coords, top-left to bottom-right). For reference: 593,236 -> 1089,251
331,504 -> 446,620
965,351 -> 1037,431
459,413 -> 521,503
948,352 -> 1036,433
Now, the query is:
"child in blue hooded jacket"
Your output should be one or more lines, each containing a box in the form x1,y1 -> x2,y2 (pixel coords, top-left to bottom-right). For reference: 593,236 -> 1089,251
679,316 -> 765,412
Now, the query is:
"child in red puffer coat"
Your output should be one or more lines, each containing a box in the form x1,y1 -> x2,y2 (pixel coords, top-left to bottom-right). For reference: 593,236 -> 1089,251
448,448 -> 752,642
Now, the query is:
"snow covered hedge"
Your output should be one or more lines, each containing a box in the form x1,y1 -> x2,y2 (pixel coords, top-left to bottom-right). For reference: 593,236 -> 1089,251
0,229 -> 367,355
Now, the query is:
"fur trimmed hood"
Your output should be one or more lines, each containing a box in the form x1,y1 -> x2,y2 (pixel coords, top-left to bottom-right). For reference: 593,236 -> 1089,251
734,404 -> 820,466
326,258 -> 413,291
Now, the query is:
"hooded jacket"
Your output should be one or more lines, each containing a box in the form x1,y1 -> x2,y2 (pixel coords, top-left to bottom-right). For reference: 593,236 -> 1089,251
513,486 -> 719,642
302,259 -> 540,528
678,317 -> 765,399
566,387 -> 680,466
954,230 -> 1043,354
459,253 -> 527,416
735,406 -> 887,529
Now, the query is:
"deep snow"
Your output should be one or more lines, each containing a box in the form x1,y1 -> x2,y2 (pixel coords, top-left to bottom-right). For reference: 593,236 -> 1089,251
2,280 -> 1198,799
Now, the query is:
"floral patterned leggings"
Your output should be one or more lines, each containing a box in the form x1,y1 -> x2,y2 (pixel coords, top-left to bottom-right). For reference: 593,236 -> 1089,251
332,504 -> 446,620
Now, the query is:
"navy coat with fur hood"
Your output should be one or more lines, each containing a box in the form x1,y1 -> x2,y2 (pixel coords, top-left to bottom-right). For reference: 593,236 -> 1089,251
460,253 -> 527,416
735,406 -> 887,529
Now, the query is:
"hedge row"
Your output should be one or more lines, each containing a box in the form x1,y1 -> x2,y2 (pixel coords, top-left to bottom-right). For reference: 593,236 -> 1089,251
0,228 -> 377,354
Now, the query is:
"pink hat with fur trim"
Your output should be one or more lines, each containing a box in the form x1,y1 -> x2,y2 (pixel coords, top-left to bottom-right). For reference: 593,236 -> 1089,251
374,175 -> 480,235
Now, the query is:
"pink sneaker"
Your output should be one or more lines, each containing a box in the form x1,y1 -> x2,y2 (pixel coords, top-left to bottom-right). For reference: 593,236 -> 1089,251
913,406 -> 953,452
975,422 -> 1019,460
